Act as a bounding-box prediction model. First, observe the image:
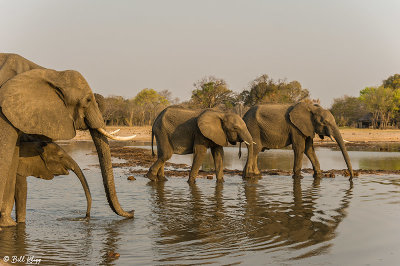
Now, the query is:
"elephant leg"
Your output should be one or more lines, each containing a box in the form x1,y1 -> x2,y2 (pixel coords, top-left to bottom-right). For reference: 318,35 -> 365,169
292,140 -> 305,179
211,146 -> 224,182
304,138 -> 322,178
188,144 -> 207,183
0,114 -> 19,226
253,153 -> 261,176
0,144 -> 19,227
157,162 -> 167,181
243,143 -> 261,178
146,136 -> 172,182
252,144 -> 261,177
15,175 -> 27,223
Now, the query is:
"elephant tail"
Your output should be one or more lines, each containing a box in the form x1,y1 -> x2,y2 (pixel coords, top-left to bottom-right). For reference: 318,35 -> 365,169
151,130 -> 155,157
238,142 -> 242,159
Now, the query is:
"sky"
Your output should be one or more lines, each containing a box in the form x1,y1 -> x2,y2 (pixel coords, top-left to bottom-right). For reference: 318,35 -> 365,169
1,0 -> 400,107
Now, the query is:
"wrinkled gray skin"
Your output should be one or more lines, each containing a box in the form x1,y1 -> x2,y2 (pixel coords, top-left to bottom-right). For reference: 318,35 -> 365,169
13,140 -> 92,223
146,105 -> 254,183
242,102 -> 353,180
0,53 -> 133,227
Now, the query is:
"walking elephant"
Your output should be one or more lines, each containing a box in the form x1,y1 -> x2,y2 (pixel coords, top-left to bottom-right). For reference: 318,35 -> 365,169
146,106 -> 255,183
0,53 -> 135,227
242,102 -> 353,179
14,140 -> 91,223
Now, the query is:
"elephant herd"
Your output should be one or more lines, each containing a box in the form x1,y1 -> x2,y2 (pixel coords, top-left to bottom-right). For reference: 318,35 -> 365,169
0,53 -> 354,229
146,103 -> 354,182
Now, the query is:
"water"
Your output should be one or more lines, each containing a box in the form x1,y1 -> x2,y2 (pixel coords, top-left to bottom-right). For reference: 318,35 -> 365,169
1,142 -> 400,265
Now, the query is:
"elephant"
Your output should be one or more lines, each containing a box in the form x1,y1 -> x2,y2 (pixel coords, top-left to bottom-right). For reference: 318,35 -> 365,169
14,140 -> 91,223
146,105 -> 254,183
242,101 -> 353,179
0,53 -> 44,86
0,53 -> 135,227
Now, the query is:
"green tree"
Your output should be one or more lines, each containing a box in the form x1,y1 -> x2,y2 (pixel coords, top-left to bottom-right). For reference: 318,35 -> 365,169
133,88 -> 169,125
330,96 -> 367,127
241,74 -> 309,106
190,76 -> 233,108
359,86 -> 400,129
383,74 -> 400,90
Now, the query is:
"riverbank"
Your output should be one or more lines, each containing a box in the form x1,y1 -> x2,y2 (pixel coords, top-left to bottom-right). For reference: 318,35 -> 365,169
71,126 -> 400,144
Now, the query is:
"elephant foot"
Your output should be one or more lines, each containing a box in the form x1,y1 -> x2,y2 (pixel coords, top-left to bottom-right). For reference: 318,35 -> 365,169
243,172 -> 262,179
216,177 -> 224,183
187,177 -> 196,184
157,176 -> 168,182
145,171 -> 158,181
17,217 -> 26,223
0,216 -> 17,227
292,174 -> 304,179
313,171 -> 323,179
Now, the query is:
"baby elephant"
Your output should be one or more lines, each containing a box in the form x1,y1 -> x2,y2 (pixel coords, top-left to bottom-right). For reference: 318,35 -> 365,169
14,141 -> 92,223
146,105 -> 254,183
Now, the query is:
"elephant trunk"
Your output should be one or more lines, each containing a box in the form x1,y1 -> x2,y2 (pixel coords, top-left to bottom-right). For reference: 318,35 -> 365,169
239,129 -> 254,178
331,126 -> 354,179
90,128 -> 134,218
70,159 -> 92,218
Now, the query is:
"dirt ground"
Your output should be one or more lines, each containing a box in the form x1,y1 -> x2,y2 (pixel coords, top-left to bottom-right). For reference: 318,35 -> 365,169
74,126 -> 400,143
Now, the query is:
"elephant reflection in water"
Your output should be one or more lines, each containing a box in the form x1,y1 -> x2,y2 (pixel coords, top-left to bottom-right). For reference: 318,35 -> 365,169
0,224 -> 27,262
241,179 -> 353,257
147,179 -> 353,260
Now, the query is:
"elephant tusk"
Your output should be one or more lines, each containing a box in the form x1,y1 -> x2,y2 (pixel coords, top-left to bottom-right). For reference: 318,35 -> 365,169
253,142 -> 256,145
244,141 -> 250,145
109,129 -> 121,135
97,128 -> 136,141
330,135 -> 351,143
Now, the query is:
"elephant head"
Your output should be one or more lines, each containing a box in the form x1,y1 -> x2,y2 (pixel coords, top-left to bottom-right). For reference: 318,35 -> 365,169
0,68 -> 135,218
289,102 -> 354,178
16,141 -> 92,221
197,110 -> 254,176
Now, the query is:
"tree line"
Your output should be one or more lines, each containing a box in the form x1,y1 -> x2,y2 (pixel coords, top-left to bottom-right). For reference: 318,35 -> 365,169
100,74 -> 310,126
100,73 -> 400,129
330,74 -> 400,129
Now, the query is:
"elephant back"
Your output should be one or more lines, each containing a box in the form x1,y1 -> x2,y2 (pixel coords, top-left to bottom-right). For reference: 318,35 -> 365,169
155,105 -> 201,154
0,53 -> 45,87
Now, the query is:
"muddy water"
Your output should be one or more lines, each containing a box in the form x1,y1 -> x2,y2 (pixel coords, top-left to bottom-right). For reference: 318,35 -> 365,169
0,142 -> 399,265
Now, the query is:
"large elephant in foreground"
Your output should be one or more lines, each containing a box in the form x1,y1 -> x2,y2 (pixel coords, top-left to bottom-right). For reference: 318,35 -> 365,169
14,140 -> 91,223
0,53 -> 135,227
242,102 -> 353,179
146,106 -> 254,183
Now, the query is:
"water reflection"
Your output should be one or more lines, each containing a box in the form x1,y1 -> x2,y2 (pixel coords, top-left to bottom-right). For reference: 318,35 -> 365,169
147,177 -> 353,264
1,142 -> 400,265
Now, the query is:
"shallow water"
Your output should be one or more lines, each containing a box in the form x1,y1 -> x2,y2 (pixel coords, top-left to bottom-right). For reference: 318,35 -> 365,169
1,142 -> 400,265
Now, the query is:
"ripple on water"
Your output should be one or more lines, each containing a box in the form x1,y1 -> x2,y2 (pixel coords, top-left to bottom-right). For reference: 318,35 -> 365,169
1,144 -> 400,265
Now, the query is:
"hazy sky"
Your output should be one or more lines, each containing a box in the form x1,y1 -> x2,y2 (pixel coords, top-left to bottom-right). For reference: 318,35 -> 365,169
2,0 -> 400,107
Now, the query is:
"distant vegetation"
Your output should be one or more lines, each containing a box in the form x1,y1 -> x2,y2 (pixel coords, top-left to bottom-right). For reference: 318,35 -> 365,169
330,74 -> 400,129
100,73 -> 400,129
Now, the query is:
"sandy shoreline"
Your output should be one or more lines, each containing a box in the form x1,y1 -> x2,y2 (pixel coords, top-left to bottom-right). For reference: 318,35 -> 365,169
70,126 -> 400,144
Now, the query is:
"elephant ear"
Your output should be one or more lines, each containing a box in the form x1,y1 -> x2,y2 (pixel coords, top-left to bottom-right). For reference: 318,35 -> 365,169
289,102 -> 314,137
0,69 -> 76,140
197,110 -> 228,146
